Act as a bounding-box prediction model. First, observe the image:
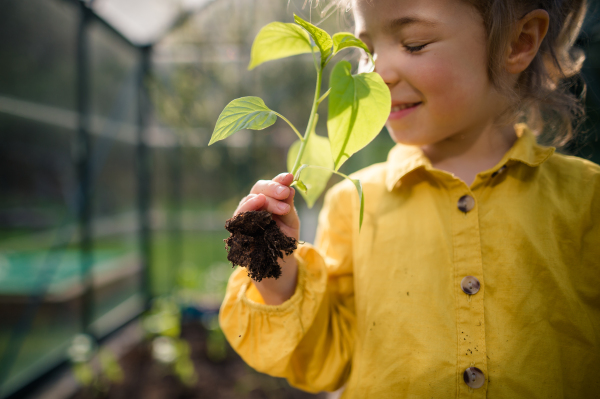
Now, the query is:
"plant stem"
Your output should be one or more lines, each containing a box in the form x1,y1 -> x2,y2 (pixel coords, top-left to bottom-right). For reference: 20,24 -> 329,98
291,66 -> 322,175
274,112 -> 303,141
316,88 -> 331,106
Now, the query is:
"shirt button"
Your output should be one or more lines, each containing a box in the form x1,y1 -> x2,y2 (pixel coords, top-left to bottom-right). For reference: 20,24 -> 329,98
463,367 -> 485,389
491,165 -> 507,178
457,195 -> 475,213
461,276 -> 480,295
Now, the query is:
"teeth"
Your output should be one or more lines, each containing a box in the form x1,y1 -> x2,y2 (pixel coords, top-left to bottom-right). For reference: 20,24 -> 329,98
392,103 -> 419,112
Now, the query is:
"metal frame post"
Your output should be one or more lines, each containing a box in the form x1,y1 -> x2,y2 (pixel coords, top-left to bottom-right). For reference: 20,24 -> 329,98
137,45 -> 153,306
77,0 -> 95,335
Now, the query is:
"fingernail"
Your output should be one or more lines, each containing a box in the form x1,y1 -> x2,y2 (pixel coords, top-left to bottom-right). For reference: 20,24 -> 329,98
277,202 -> 289,211
276,185 -> 287,195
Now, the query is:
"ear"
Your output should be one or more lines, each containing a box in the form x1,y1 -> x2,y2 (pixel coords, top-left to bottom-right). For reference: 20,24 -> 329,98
505,9 -> 550,75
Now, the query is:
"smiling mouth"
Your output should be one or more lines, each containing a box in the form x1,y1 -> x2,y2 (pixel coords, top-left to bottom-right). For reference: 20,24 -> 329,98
391,102 -> 422,112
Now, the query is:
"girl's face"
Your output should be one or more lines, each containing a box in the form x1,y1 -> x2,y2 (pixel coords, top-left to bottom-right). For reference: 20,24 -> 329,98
354,0 -> 507,146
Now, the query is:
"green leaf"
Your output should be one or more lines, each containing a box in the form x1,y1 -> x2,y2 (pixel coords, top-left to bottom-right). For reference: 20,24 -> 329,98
248,22 -> 313,70
295,165 -> 365,230
293,14 -> 333,66
332,32 -> 370,55
209,97 -> 276,145
287,117 -> 333,207
327,61 -> 391,170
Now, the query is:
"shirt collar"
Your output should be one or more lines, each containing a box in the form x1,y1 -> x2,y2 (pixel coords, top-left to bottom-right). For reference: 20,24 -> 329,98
385,123 -> 556,192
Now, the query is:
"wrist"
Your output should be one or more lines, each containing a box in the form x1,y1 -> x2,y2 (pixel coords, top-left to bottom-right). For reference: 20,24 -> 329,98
252,254 -> 298,305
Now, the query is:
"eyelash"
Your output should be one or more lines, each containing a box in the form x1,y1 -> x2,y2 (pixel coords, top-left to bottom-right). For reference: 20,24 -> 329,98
362,43 -> 428,60
404,44 -> 428,53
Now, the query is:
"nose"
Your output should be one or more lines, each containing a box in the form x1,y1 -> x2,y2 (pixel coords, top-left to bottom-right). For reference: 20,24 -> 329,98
373,51 -> 400,89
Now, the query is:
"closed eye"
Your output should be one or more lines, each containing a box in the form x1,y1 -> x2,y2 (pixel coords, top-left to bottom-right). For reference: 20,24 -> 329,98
404,43 -> 428,53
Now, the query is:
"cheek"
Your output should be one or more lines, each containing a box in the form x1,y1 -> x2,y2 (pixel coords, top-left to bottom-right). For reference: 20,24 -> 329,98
415,54 -> 489,122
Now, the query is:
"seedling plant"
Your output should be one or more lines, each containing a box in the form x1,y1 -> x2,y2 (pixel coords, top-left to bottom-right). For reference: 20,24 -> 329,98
209,14 -> 390,229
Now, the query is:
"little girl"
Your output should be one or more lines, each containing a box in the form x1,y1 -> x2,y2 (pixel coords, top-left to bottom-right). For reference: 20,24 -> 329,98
220,0 -> 600,397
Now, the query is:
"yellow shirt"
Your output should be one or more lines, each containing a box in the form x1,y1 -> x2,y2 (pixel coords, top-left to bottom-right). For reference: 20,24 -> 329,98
219,124 -> 600,398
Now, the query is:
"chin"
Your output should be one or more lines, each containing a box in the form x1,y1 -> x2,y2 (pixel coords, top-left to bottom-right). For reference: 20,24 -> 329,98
387,128 -> 431,147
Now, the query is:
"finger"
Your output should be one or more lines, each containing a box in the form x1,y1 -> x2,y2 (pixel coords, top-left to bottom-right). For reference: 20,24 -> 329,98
272,172 -> 294,186
257,195 -> 292,216
250,179 -> 292,201
236,193 -> 292,217
274,187 -> 299,229
234,194 -> 266,216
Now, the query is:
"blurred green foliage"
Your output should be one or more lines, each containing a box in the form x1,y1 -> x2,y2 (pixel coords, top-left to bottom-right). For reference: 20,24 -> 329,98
69,335 -> 124,396
143,297 -> 198,386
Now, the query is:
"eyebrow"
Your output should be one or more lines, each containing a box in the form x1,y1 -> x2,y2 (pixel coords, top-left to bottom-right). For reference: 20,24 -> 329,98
387,16 -> 438,31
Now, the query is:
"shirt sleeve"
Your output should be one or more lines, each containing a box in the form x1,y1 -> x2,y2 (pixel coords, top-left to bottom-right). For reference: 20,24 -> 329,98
219,182 -> 356,393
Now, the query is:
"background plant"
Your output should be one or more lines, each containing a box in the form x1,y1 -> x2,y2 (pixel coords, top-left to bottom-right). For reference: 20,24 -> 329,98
143,297 -> 198,386
209,14 -> 391,227
68,334 -> 124,398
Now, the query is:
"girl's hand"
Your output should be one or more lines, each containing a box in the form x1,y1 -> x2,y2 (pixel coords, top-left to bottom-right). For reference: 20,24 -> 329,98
233,172 -> 300,305
234,172 -> 300,241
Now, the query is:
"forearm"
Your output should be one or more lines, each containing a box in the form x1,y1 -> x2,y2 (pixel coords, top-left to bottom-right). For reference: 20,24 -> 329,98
252,254 -> 298,305
220,244 -> 353,391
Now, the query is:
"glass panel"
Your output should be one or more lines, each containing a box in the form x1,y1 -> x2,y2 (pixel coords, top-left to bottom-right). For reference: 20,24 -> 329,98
149,147 -> 174,296
0,0 -> 77,110
0,0 -> 80,395
87,19 -> 143,336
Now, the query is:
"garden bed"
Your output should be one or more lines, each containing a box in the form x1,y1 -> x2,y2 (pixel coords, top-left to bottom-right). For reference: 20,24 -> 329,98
70,320 -> 326,399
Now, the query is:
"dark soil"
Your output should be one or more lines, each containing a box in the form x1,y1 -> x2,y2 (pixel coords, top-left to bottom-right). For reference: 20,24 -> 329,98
224,210 -> 297,282
71,322 -> 325,399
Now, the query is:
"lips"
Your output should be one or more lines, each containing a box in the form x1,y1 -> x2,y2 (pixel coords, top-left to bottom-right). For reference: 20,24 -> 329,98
391,102 -> 421,112
389,101 -> 422,120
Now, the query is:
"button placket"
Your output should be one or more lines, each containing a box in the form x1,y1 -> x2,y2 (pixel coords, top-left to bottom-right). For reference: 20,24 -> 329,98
451,187 -> 488,397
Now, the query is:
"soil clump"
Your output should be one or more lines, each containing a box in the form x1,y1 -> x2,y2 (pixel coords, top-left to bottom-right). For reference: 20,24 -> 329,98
224,210 -> 297,282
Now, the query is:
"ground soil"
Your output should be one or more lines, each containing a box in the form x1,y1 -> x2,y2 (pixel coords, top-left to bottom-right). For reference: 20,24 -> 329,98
224,210 -> 297,282
71,322 -> 325,399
